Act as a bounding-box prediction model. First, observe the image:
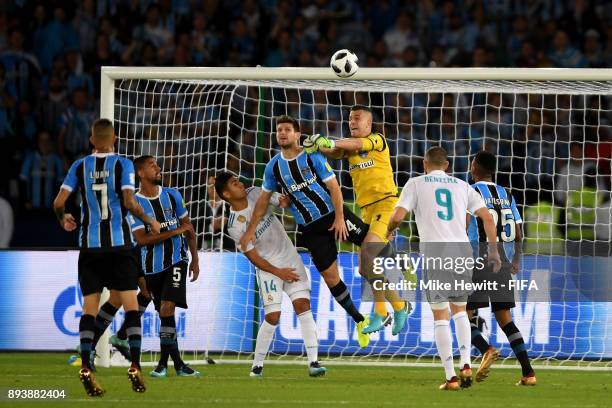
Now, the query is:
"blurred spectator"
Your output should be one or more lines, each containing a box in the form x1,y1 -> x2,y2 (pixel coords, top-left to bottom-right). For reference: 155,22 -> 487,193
40,7 -> 78,71
73,0 -> 98,56
192,13 -> 220,65
583,29 -> 605,68
228,18 -> 256,65
507,16 -> 530,63
65,49 -> 94,95
548,30 -> 588,68
0,196 -> 13,247
40,72 -> 69,138
383,11 -> 420,57
58,88 -> 96,165
19,131 -> 64,210
554,143 -> 595,205
0,63 -> 16,139
0,28 -> 41,105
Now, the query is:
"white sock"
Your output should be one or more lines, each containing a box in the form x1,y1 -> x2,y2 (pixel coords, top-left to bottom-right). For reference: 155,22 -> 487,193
452,311 -> 472,368
253,320 -> 277,368
298,310 -> 318,364
434,319 -> 455,380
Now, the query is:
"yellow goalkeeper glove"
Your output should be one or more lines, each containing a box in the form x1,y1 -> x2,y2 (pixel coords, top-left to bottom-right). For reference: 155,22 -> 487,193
303,134 -> 335,154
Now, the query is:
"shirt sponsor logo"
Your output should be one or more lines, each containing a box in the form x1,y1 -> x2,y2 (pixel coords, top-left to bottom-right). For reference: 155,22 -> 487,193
160,218 -> 178,229
255,214 -> 274,239
289,176 -> 317,192
349,159 -> 374,171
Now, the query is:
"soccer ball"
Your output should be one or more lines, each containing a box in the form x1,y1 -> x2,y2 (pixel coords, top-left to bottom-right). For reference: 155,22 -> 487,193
330,49 -> 359,78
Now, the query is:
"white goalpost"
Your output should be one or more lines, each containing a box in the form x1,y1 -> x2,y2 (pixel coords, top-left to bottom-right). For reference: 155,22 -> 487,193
97,67 -> 612,370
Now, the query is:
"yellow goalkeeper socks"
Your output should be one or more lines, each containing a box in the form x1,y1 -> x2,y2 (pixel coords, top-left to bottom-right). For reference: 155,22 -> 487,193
374,302 -> 387,317
391,301 -> 405,312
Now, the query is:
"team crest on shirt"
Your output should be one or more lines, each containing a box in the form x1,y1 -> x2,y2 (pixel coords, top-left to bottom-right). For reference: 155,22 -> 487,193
358,150 -> 368,158
163,207 -> 174,217
301,167 -> 312,178
237,215 -> 246,223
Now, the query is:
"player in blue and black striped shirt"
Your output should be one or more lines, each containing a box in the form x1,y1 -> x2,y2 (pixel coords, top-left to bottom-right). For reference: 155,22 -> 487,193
126,155 -> 200,378
239,115 -> 371,348
54,119 -> 160,396
466,151 -> 536,386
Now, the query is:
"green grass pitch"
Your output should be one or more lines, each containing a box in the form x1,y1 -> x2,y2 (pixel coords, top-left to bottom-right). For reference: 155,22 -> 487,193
0,353 -> 610,407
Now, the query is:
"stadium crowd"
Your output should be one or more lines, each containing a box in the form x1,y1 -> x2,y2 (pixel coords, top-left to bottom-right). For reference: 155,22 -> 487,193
0,0 -> 610,247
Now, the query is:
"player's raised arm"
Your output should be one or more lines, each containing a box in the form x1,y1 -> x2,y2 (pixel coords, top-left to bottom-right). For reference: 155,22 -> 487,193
122,188 -> 161,235
131,220 -> 192,246
119,158 -> 161,234
240,189 -> 272,251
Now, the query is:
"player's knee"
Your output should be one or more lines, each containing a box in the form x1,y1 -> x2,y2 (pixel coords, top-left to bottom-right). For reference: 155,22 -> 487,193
494,309 -> 512,326
265,312 -> 280,325
320,263 -> 340,285
292,298 -> 311,315
450,301 -> 467,315
82,293 -> 101,315
159,301 -> 175,317
107,290 -> 122,309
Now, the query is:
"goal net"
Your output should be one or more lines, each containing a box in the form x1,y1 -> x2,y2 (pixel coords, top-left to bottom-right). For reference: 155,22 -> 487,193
104,68 -> 612,369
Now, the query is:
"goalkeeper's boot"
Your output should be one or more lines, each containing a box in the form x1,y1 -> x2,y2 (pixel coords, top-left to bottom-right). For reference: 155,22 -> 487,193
250,366 -> 263,378
361,313 -> 392,334
439,376 -> 460,391
308,361 -> 327,377
355,316 -> 371,348
459,364 -> 473,388
127,367 -> 146,393
176,364 -> 201,377
110,334 -> 132,361
516,372 -> 537,386
149,365 -> 168,378
392,302 -> 412,336
476,346 -> 500,382
79,368 -> 104,397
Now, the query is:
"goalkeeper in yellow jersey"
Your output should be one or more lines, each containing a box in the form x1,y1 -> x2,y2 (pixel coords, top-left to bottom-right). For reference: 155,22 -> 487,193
304,105 -> 410,335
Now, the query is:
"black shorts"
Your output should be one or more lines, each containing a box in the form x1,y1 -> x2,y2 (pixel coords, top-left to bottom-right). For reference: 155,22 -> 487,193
78,247 -> 139,296
467,262 -> 515,312
298,207 -> 368,272
145,260 -> 188,310
132,246 -> 145,278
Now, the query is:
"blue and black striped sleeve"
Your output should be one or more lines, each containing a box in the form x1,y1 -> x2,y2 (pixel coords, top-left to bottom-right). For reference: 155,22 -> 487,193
61,159 -> 81,192
169,188 -> 189,219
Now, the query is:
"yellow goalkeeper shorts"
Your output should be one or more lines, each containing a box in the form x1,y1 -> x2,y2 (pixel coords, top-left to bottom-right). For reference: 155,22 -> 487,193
360,196 -> 398,242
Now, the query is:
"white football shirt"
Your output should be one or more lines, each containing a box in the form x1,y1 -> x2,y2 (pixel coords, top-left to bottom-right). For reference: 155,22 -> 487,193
396,170 -> 486,242
227,187 -> 300,266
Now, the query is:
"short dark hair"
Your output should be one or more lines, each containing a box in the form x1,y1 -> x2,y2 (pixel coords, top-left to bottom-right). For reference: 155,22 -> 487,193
350,105 -> 372,113
275,115 -> 300,132
472,151 -> 496,176
91,118 -> 114,140
424,146 -> 448,165
214,171 -> 235,200
134,155 -> 154,172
